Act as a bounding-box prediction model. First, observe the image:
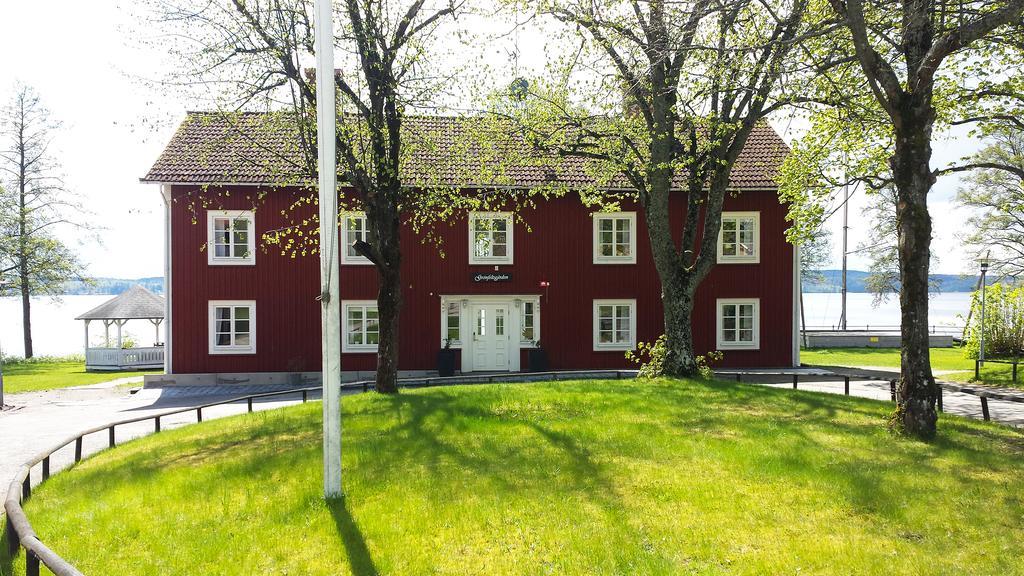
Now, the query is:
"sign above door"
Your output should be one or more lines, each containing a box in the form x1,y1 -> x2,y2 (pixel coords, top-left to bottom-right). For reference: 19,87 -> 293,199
472,272 -> 512,283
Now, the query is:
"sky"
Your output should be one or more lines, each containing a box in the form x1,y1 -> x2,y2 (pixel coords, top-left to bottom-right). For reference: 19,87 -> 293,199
0,0 -> 983,279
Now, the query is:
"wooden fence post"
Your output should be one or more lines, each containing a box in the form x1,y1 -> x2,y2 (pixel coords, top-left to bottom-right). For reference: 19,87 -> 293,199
6,513 -> 18,556
22,476 -> 31,500
302,390 -> 308,403
735,373 -> 742,382
74,437 -> 82,462
155,416 -> 161,432
247,397 -> 253,412
792,374 -> 798,389
981,396 -> 991,421
844,376 -> 850,395
108,426 -> 115,448
975,360 -> 980,380
197,407 -> 203,422
26,549 -> 40,576
42,456 -> 49,481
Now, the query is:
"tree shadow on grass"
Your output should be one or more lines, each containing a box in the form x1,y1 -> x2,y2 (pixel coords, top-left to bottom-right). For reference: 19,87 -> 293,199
328,496 -> 379,576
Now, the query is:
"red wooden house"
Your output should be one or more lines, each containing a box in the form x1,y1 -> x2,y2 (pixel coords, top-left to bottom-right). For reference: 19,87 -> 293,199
142,113 -> 799,385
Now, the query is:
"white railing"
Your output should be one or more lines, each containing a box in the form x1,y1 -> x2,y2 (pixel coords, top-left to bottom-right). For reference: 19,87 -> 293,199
85,347 -> 164,370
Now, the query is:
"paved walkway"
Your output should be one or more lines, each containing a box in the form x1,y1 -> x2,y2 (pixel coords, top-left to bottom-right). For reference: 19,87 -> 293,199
734,368 -> 1024,428
0,383 -> 327,494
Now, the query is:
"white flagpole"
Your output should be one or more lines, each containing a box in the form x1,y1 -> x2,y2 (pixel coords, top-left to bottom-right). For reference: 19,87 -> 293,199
314,0 -> 342,498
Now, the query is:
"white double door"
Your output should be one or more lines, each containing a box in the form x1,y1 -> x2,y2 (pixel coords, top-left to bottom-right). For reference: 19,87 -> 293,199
469,302 -> 513,372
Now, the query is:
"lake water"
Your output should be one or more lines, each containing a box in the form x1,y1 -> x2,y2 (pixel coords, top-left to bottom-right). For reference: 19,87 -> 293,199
0,292 -> 974,358
0,295 -> 166,358
801,292 -> 973,331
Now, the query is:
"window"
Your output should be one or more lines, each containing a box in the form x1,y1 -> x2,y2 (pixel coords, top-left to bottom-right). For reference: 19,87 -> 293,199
469,212 -> 513,264
207,210 -> 255,265
593,300 -> 636,351
520,301 -> 537,344
341,212 -> 372,265
593,212 -> 637,264
208,301 -> 256,354
444,302 -> 461,345
718,212 -> 760,263
717,298 -> 760,349
343,301 -> 380,352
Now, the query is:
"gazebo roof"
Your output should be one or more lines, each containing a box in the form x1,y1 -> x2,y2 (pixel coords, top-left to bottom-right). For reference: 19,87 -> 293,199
76,285 -> 165,321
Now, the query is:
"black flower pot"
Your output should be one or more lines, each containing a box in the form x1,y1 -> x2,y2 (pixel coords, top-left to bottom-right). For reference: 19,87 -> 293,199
527,348 -> 548,372
437,348 -> 458,377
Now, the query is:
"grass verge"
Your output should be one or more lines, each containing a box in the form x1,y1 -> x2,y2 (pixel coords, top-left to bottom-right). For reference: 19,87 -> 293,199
801,347 -> 1021,389
7,378 -> 1024,575
0,359 -> 159,394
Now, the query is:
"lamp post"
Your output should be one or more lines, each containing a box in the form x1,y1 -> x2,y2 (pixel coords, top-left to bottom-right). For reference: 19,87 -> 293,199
978,254 -> 991,367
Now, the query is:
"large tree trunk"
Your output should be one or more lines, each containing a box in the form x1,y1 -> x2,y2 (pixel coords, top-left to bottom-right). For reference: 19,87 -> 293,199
374,263 -> 401,393
661,278 -> 699,375
20,265 -> 33,359
641,103 -> 701,377
890,99 -> 938,439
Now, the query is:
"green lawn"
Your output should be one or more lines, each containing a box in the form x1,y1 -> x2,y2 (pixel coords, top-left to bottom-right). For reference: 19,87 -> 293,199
801,347 -> 1021,389
5,379 -> 1024,575
0,359 -> 158,394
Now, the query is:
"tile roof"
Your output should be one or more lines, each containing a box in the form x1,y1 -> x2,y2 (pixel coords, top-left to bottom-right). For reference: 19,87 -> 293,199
142,112 -> 789,191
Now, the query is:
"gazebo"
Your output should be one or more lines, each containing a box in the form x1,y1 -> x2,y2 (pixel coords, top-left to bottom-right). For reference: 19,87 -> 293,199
76,285 -> 165,371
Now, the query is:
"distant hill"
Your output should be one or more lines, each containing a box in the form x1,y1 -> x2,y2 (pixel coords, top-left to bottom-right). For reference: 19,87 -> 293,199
803,270 -> 981,293
61,277 -> 165,296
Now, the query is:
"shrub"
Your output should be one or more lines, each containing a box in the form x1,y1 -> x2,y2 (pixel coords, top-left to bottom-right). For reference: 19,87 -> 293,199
0,354 -> 86,365
963,283 -> 1024,360
626,335 -> 723,379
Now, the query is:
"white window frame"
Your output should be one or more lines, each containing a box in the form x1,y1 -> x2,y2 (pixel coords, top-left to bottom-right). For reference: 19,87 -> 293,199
341,212 -> 372,265
207,210 -> 256,266
441,300 -> 464,347
343,300 -> 380,353
208,300 -> 256,355
518,299 -> 541,347
716,298 -> 760,350
592,299 -> 637,351
592,211 -> 637,264
468,212 -> 514,265
717,211 -> 760,264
